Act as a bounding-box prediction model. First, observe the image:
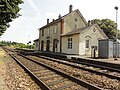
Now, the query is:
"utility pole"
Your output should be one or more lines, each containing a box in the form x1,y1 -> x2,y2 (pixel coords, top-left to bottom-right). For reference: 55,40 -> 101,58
114,6 -> 118,60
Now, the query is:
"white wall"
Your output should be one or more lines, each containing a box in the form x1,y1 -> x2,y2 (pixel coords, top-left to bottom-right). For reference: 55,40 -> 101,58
62,34 -> 79,54
34,41 -> 39,50
79,25 -> 107,55
63,10 -> 86,34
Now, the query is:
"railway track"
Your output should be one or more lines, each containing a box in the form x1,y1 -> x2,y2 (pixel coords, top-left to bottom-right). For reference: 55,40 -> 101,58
23,54 -> 120,90
32,54 -> 120,80
3,47 -> 120,89
3,47 -> 101,90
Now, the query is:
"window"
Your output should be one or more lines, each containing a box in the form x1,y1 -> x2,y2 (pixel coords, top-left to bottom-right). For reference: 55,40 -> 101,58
47,28 -> 50,35
54,25 -> 58,33
75,24 -> 77,28
75,18 -> 77,29
68,38 -> 72,49
86,40 -> 89,48
41,29 -> 44,36
75,18 -> 77,22
93,28 -> 96,32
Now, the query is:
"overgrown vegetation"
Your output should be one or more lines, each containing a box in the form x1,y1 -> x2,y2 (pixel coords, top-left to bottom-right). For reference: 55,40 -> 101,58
0,41 -> 35,49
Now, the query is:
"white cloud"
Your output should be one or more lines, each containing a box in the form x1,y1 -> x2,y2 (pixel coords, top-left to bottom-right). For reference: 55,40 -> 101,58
0,10 -> 46,44
26,0 -> 40,13
1,0 -> 120,44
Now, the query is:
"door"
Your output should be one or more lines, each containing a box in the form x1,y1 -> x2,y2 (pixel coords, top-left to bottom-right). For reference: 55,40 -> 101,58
46,40 -> 50,51
53,39 -> 58,52
41,41 -> 44,51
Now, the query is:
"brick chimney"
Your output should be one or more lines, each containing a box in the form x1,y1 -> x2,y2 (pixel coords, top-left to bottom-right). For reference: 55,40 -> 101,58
88,20 -> 91,26
69,5 -> 73,13
58,14 -> 61,18
47,19 -> 49,24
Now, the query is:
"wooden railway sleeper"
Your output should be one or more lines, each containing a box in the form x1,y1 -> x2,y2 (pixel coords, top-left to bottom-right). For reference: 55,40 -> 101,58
46,78 -> 68,86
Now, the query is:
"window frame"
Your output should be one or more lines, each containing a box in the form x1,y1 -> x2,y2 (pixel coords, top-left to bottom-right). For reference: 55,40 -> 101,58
68,38 -> 72,49
54,24 -> 58,34
41,29 -> 44,36
86,39 -> 89,48
75,24 -> 77,28
47,28 -> 50,36
74,18 -> 77,29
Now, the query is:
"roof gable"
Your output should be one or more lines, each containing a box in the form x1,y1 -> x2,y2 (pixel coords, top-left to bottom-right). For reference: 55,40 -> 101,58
39,9 -> 87,30
62,24 -> 108,39
95,24 -> 108,38
62,9 -> 87,26
61,24 -> 94,36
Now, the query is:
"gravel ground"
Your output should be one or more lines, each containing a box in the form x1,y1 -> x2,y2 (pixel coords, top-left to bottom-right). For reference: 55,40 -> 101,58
0,48 -> 40,90
29,56 -> 120,90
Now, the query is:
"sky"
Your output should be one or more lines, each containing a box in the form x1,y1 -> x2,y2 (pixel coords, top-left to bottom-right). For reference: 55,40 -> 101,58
0,0 -> 120,44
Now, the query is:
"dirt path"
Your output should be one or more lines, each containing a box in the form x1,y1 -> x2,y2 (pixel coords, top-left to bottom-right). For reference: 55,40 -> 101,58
0,48 -> 9,90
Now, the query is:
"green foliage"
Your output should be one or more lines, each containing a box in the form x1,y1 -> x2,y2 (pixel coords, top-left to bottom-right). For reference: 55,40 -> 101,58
0,0 -> 23,36
91,19 -> 120,39
0,41 -> 35,49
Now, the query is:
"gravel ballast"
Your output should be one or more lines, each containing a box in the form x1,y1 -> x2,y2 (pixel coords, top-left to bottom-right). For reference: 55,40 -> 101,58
0,47 -> 40,90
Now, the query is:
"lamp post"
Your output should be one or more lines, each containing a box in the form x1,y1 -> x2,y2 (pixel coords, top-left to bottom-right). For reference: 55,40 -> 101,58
114,6 -> 118,60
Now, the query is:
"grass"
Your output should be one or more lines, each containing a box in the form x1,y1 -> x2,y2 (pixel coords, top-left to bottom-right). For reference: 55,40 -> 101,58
0,50 -> 5,65
0,60 -> 4,65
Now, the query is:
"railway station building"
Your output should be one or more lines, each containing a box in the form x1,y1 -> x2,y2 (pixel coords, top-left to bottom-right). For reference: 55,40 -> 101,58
34,5 -> 108,56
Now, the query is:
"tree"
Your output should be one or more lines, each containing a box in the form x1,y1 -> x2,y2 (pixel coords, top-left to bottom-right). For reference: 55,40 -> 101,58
0,0 -> 23,36
0,40 -> 35,49
91,19 -> 120,39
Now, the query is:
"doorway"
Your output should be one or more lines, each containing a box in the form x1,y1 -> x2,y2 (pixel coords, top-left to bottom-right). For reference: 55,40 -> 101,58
41,41 -> 44,51
46,40 -> 50,51
53,39 -> 58,52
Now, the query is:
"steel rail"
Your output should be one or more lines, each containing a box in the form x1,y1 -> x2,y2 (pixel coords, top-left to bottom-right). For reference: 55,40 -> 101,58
33,55 -> 120,81
1,46 -> 51,90
35,53 -> 120,73
3,47 -> 102,90
17,54 -> 101,90
9,54 -> 51,90
3,47 -> 120,80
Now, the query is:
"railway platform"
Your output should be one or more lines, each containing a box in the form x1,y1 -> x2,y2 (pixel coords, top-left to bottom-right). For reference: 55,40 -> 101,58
67,55 -> 120,64
39,51 -> 120,69
40,51 -> 120,64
